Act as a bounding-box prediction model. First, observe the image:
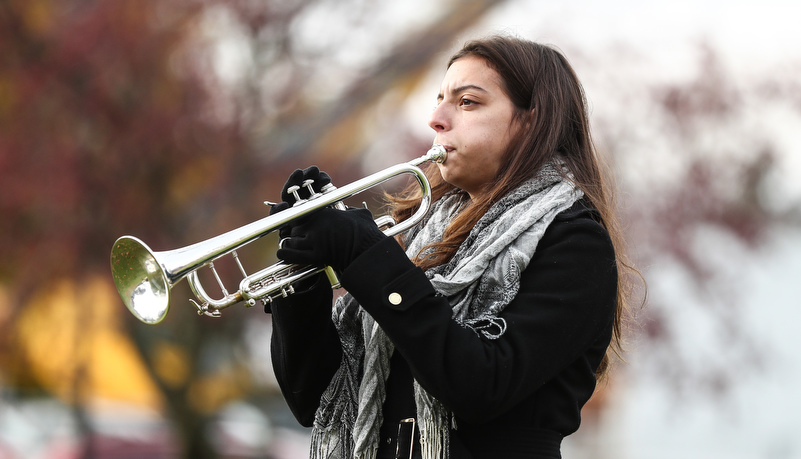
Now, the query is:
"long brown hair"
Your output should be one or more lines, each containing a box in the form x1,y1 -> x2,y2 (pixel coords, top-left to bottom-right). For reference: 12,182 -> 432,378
389,35 -> 637,380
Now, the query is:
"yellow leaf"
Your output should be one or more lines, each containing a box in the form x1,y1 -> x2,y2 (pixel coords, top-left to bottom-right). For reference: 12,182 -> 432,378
14,276 -> 164,410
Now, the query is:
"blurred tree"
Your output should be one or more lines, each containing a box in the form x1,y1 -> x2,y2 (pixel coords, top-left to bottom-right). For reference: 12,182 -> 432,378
591,44 -> 801,399
1,0 -> 237,283
0,0 -> 249,456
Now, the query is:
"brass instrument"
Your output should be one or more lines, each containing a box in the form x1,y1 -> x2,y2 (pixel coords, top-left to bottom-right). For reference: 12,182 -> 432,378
110,145 -> 447,324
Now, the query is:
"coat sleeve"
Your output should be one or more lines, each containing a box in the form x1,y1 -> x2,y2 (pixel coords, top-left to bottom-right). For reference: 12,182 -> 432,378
268,274 -> 341,427
339,208 -> 617,424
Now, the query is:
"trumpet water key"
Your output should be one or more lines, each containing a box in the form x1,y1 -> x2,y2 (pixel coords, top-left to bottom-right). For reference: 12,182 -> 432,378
110,145 -> 447,324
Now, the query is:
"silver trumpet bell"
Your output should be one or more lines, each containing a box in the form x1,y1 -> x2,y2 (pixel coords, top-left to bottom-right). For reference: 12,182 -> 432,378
110,145 -> 447,324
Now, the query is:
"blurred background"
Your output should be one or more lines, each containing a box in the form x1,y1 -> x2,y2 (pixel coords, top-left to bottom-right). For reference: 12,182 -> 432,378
2,0 -> 800,457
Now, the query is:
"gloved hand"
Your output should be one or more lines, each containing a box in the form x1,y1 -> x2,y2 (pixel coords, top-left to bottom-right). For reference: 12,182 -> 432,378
280,166 -> 331,207
276,207 -> 387,273
270,166 -> 332,239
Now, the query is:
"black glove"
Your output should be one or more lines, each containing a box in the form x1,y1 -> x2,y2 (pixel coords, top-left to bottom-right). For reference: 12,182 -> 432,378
276,207 -> 387,273
270,166 -> 332,239
280,166 -> 331,206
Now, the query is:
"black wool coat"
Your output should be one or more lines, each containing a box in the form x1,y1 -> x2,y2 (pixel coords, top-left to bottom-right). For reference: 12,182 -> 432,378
267,200 -> 618,459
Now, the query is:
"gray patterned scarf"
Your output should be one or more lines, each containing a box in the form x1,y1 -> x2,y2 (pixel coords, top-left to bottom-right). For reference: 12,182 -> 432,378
310,163 -> 582,459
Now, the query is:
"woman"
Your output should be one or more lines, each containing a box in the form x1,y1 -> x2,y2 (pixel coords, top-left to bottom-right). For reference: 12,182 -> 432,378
267,35 -> 633,459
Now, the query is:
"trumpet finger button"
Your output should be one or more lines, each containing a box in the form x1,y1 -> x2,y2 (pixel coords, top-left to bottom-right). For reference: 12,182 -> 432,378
302,179 -> 317,197
286,185 -> 303,204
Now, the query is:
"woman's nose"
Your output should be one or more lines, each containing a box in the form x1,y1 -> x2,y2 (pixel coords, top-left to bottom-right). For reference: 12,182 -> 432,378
428,103 -> 450,132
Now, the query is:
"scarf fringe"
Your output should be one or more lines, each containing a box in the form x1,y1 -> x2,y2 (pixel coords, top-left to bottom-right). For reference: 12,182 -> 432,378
419,417 -> 450,459
355,448 -> 378,459
310,423 -> 352,459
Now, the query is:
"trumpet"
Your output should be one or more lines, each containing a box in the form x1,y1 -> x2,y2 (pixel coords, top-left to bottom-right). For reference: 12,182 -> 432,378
110,145 -> 447,324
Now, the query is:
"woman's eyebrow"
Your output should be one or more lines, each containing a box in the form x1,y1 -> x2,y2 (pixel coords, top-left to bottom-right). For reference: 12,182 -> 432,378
437,84 -> 488,102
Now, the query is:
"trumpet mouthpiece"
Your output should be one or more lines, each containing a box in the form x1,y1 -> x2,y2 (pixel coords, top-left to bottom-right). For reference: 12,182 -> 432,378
427,144 -> 447,164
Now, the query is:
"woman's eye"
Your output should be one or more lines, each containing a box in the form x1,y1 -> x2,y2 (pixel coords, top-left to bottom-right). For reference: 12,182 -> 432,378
460,98 -> 477,107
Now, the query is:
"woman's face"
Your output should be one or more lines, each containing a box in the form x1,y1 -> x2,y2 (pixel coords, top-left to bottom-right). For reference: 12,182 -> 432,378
429,56 -> 521,199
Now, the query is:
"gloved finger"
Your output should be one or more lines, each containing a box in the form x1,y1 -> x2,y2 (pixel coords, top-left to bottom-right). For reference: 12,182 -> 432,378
343,207 -> 376,223
276,237 -> 321,266
280,169 -> 306,203
276,213 -> 331,264
288,208 -> 329,232
276,248 -> 320,266
301,166 -> 332,193
269,201 -> 291,216
316,171 -> 331,188
275,203 -> 329,241
268,201 -> 294,239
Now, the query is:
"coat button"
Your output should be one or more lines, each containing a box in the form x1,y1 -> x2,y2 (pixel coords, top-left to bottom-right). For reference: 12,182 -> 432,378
388,292 -> 402,305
